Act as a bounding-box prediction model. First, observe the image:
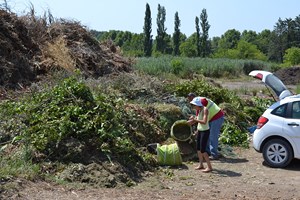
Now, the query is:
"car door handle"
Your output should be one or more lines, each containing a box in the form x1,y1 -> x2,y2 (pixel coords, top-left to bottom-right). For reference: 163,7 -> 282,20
287,122 -> 299,126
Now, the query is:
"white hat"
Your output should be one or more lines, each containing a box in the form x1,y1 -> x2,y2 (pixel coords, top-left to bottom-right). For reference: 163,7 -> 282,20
190,97 -> 203,107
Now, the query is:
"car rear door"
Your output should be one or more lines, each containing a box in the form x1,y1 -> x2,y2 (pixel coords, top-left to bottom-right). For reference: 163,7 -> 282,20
249,70 -> 293,100
283,101 -> 300,156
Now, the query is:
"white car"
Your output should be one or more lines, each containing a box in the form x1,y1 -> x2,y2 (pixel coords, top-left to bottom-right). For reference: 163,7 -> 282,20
249,70 -> 300,168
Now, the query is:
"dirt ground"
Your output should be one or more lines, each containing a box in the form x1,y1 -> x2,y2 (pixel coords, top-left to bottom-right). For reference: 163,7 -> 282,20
3,140 -> 300,200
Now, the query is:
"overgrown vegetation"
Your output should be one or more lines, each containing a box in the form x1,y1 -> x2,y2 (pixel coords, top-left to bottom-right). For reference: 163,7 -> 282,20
1,68 -> 271,184
133,56 -> 279,78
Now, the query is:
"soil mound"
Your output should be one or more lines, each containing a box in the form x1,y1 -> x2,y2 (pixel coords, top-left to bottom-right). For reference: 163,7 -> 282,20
0,9 -> 132,89
275,66 -> 300,85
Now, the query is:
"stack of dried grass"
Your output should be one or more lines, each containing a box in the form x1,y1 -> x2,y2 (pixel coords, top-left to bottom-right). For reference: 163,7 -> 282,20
0,8 -> 133,89
0,9 -> 38,88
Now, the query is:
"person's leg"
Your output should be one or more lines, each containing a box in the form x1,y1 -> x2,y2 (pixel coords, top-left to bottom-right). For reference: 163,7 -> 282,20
200,129 -> 211,171
202,152 -> 212,172
208,116 -> 224,159
195,151 -> 204,169
195,131 -> 204,169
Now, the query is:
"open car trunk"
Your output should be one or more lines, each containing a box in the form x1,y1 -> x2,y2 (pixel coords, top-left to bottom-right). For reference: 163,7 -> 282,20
249,70 -> 293,100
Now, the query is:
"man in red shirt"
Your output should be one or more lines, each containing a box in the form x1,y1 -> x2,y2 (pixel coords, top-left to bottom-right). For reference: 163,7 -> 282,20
187,93 -> 224,160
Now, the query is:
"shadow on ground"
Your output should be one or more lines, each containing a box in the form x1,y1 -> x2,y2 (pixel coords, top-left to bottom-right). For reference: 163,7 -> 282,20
219,157 -> 249,164
261,158 -> 300,171
212,169 -> 242,177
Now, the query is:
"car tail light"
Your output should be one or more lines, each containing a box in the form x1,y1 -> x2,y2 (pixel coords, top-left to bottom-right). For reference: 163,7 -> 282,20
256,116 -> 268,129
253,73 -> 263,80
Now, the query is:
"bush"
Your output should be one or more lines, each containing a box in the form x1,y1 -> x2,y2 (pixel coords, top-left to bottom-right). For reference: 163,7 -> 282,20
219,121 -> 249,147
170,58 -> 184,75
0,76 -> 132,156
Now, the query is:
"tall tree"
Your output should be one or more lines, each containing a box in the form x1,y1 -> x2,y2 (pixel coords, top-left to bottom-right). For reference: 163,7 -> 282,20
143,3 -> 152,57
195,16 -> 201,56
200,9 -> 210,57
179,33 -> 198,57
241,30 -> 258,44
173,11 -> 181,56
269,16 -> 300,62
218,29 -> 241,49
255,29 -> 272,55
285,18 -> 298,48
210,36 -> 221,54
156,4 -> 167,53
123,33 -> 144,57
269,18 -> 289,62
294,15 -> 300,47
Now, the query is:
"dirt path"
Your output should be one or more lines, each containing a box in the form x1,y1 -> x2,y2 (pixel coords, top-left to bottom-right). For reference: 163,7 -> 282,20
4,143 -> 300,200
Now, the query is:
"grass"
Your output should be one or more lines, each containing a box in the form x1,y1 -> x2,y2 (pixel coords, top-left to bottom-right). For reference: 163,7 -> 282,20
133,56 -> 279,79
0,144 -> 40,180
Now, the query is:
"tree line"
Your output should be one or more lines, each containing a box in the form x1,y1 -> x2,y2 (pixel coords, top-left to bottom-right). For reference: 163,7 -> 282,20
91,3 -> 300,65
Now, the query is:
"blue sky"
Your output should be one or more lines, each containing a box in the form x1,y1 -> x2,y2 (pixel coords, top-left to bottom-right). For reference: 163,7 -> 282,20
12,0 -> 300,38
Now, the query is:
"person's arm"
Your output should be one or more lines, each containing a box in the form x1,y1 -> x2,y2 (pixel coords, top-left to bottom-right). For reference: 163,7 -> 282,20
193,108 -> 208,124
187,116 -> 197,125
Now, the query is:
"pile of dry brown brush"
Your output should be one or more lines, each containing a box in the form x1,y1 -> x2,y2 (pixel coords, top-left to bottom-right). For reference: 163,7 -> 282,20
0,8 -> 132,90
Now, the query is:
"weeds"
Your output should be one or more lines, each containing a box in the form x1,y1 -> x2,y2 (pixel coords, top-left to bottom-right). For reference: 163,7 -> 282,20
0,144 -> 40,180
133,56 -> 279,78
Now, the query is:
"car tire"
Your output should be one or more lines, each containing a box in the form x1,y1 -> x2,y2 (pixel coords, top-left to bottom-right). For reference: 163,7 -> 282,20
262,139 -> 293,168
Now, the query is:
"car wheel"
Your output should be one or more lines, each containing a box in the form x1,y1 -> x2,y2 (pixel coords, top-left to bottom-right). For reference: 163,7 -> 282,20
262,139 -> 293,168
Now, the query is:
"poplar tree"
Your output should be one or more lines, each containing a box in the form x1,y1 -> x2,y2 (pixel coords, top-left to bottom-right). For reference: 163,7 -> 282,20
143,3 -> 152,57
173,12 -> 181,56
200,9 -> 211,57
195,16 -> 201,56
156,4 -> 167,53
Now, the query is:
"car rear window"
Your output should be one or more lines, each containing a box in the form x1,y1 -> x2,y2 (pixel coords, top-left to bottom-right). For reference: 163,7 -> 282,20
265,74 -> 288,97
292,101 -> 300,119
271,104 -> 287,117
